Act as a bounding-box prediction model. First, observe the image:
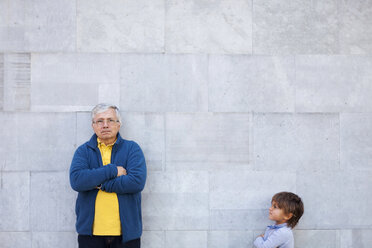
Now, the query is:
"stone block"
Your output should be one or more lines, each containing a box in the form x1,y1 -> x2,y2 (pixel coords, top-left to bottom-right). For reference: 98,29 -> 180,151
142,193 -> 209,230
99,84 -> 120,107
0,0 -> 25,27
0,112 -> 18,166
253,113 -> 340,172
165,231 -> 207,248
350,229 -> 372,248
208,231 -> 254,248
120,54 -> 208,112
339,229 -> 372,248
120,112 -> 165,171
339,230 -> 352,248
31,105 -> 95,112
0,232 -> 31,248
31,82 -> 99,110
31,53 -> 120,111
77,0 -> 164,53
2,53 -> 31,111
31,54 -> 120,85
296,171 -> 343,229
209,55 -> 295,112
166,113 -> 250,170
30,172 -> 76,231
0,53 -> 3,110
76,112 -> 93,147
0,27 -> 26,52
296,55 -> 372,112
253,0 -> 339,54
24,0 -> 76,52
0,0 -> 75,52
210,171 -> 296,210
341,113 -> 372,170
0,172 -> 30,231
143,171 -> 209,194
294,229 -> 340,248
339,1 -> 372,54
210,209 -> 267,230
0,0 -> 6,24
142,231 -> 164,248
166,0 -> 252,54
0,0 -> 26,52
32,232 -> 78,248
1,112 -> 76,171
340,171 -> 372,227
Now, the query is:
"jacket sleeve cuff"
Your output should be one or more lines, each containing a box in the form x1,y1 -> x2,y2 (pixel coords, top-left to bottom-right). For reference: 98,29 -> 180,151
105,164 -> 117,179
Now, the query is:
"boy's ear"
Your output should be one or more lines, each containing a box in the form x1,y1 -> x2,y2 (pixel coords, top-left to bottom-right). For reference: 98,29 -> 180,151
285,213 -> 293,221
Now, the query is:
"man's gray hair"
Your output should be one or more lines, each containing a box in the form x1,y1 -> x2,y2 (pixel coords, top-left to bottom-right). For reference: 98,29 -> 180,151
91,103 -> 122,124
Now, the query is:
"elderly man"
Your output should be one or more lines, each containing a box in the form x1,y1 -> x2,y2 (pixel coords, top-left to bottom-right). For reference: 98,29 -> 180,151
70,103 -> 147,248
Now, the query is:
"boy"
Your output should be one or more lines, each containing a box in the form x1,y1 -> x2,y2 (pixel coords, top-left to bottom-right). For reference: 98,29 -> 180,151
254,192 -> 304,248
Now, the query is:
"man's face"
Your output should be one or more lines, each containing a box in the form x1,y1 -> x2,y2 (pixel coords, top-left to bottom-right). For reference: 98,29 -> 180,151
92,108 -> 121,144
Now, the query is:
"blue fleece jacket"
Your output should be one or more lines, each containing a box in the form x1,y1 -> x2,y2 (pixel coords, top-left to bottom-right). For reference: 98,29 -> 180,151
69,133 -> 147,243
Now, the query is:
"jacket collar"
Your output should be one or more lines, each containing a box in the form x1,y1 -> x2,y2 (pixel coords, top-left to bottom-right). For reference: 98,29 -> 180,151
87,132 -> 124,148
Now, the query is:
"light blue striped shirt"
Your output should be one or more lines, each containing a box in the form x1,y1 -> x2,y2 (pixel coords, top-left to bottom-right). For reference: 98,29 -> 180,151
253,223 -> 294,248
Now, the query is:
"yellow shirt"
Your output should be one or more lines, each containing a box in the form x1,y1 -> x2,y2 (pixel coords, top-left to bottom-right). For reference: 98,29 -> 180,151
93,138 -> 121,236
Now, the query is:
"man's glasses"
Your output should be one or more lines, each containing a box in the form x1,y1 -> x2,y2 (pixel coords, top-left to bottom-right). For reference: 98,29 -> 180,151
93,119 -> 120,127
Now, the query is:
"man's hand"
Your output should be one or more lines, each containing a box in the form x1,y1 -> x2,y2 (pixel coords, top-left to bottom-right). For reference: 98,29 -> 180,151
117,166 -> 127,177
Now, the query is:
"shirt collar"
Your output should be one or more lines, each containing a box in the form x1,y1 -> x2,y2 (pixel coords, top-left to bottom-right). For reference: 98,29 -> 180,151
267,223 -> 287,229
97,138 -> 117,147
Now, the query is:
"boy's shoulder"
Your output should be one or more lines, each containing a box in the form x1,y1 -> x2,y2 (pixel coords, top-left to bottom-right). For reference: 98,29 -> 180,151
276,225 -> 293,239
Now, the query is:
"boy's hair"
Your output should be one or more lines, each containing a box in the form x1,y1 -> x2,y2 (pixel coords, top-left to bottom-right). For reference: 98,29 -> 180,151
272,192 -> 304,229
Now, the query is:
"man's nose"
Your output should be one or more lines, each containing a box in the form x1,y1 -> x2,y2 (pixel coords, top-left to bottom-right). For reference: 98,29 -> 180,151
102,120 -> 110,127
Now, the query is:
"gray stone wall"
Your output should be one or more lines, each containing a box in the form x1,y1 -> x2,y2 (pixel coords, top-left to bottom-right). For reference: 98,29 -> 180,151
1,0 -> 372,247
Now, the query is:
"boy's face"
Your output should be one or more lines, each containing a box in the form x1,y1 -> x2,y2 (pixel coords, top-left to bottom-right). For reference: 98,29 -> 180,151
269,201 -> 293,225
